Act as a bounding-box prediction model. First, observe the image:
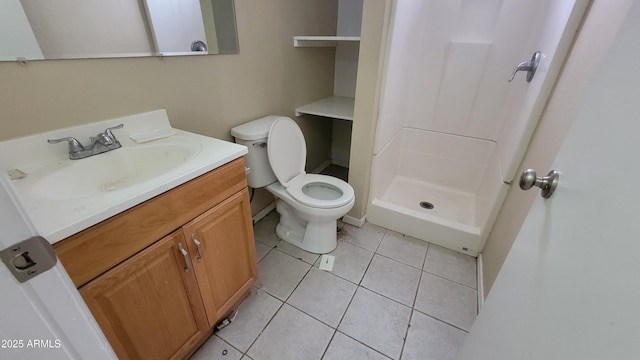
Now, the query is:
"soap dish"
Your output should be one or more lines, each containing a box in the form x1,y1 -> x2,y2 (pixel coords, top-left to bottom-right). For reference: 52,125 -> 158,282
129,128 -> 176,143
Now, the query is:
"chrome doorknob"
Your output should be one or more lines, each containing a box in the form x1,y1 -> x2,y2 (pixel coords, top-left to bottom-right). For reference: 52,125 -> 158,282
519,169 -> 559,199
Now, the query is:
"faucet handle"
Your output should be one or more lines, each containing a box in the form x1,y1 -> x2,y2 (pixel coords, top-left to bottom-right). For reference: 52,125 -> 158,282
47,137 -> 84,153
104,124 -> 124,140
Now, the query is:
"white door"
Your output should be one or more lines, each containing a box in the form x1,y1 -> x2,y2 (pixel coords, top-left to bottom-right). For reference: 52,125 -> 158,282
459,2 -> 640,359
0,174 -> 115,359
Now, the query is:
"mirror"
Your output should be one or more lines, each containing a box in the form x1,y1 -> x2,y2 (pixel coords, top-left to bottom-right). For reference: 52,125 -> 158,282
1,0 -> 239,61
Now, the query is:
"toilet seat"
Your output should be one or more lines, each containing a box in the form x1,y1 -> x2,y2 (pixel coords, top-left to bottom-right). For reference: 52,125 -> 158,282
267,117 -> 354,209
286,174 -> 354,209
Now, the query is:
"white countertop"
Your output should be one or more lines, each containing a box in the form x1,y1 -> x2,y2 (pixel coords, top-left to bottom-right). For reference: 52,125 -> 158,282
0,110 -> 247,244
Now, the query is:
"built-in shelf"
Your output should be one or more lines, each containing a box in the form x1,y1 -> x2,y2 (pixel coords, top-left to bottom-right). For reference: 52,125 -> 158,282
293,36 -> 360,47
295,95 -> 354,121
293,1 -> 362,170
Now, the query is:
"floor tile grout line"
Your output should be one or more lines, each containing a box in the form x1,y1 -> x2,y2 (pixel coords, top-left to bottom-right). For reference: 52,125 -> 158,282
255,237 -> 278,248
373,251 -> 428,272
358,283 -> 415,310
319,329 -> 339,360
422,243 -> 430,269
324,330 -> 394,360
280,254 -> 314,304
322,276 -> 393,359
377,232 -> 430,268
250,257 -> 352,359
233,288 -> 286,358
338,225 -> 386,253
284,270 -> 358,329
271,249 -> 366,359
210,334 -> 244,358
273,243 -> 320,265
255,242 -> 276,262
324,240 -> 379,352
252,239 -> 316,345
247,214 -> 478,359
276,273 -> 416,333
374,229 -> 387,252
398,258 -> 428,360
412,307 -> 471,334
421,269 -> 478,290
422,243 -> 478,289
260,226 -> 424,334
256,229 -> 383,331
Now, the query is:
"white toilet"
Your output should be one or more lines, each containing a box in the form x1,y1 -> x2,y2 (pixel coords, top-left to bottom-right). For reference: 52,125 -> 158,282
231,116 -> 355,254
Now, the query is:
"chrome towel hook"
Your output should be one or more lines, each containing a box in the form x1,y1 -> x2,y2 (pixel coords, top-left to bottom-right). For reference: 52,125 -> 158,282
508,50 -> 542,82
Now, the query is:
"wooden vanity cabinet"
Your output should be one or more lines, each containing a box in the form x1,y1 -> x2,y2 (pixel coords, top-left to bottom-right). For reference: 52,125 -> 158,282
184,189 -> 257,326
54,159 -> 258,360
79,230 -> 209,360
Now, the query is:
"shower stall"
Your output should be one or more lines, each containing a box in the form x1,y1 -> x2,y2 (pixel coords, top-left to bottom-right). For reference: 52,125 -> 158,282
367,0 -> 587,256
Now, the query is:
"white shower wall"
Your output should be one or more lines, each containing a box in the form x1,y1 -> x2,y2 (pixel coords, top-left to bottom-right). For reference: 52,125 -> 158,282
375,0 -> 582,182
375,0 -> 511,155
368,0 -> 587,254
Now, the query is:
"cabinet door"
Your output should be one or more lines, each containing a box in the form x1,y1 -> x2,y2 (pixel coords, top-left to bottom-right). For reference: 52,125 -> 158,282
80,230 -> 209,360
184,189 -> 257,326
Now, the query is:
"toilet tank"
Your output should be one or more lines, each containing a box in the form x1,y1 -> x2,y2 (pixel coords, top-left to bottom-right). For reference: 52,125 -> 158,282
231,116 -> 280,188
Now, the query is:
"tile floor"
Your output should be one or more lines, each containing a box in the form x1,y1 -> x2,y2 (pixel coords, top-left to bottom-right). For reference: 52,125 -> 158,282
190,211 -> 478,360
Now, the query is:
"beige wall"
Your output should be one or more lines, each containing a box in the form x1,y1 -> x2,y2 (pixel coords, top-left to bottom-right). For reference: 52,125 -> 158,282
0,0 -> 339,215
481,0 -> 632,297
347,0 -> 392,221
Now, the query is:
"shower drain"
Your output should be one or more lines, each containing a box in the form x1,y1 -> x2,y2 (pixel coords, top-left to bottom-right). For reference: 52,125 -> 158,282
419,201 -> 434,210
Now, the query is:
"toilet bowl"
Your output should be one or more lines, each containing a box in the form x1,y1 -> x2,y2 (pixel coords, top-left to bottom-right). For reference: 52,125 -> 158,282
231,116 -> 355,254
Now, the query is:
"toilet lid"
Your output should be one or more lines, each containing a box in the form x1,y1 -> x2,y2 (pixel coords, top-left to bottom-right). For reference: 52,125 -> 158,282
267,117 -> 306,187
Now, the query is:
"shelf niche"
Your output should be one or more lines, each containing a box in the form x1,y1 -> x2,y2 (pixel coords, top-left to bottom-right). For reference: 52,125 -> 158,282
293,0 -> 362,171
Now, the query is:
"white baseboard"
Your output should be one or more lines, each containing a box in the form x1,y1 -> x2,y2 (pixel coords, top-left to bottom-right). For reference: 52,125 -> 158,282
477,253 -> 484,312
252,202 -> 276,224
342,214 -> 366,227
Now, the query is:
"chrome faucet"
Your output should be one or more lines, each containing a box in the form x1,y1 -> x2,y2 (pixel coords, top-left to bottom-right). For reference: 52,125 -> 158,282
48,124 -> 124,160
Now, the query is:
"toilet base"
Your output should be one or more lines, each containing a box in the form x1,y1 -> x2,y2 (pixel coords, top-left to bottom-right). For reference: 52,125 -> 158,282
274,199 -> 338,254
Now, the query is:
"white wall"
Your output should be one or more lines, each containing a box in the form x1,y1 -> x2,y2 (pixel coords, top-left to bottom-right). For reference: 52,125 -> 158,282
376,0 -> 530,151
331,0 -> 363,168
374,0 -> 583,183
334,0 -> 363,97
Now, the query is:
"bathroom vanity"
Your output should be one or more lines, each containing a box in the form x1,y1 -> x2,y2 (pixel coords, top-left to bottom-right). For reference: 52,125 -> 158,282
0,110 -> 257,359
55,158 -> 256,359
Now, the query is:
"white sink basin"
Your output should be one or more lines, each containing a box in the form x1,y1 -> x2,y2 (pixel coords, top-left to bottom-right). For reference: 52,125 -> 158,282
0,110 -> 248,243
30,140 -> 200,200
